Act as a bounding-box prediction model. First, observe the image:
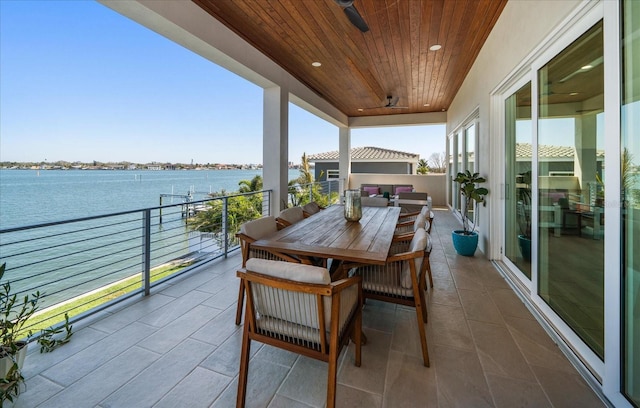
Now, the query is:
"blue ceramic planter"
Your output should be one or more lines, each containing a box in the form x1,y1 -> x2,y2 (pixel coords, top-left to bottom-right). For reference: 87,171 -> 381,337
518,235 -> 531,261
452,230 -> 478,256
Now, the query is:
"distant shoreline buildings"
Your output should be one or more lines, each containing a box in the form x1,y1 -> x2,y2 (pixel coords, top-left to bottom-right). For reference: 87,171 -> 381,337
0,161 -> 307,171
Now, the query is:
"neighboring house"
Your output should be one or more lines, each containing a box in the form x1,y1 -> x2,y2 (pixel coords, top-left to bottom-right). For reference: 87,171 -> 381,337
308,146 -> 419,181
515,143 -> 604,176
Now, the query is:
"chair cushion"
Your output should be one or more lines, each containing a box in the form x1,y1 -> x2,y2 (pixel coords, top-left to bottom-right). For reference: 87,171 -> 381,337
395,186 -> 413,194
378,185 -> 394,196
413,213 -> 427,231
361,196 -> 389,207
363,186 -> 380,196
401,228 -> 427,288
246,258 -> 330,284
240,216 -> 278,240
279,206 -> 305,224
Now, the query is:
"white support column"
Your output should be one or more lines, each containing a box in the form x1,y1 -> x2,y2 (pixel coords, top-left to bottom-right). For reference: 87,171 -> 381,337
338,127 -> 351,193
263,86 -> 289,214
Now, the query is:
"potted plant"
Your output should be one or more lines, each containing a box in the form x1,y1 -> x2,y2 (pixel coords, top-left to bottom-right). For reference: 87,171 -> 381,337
0,262 -> 40,404
452,171 -> 489,256
516,171 -> 532,261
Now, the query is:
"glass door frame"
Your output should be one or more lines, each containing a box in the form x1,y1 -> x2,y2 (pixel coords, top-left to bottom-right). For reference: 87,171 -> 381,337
449,109 -> 479,217
498,76 -> 536,293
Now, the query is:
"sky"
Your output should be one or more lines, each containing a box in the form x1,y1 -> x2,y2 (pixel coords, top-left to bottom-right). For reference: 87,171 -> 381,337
0,1 -> 445,166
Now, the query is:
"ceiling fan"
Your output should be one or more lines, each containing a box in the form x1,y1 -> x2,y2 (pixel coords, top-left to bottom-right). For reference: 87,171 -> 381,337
335,0 -> 369,33
359,96 -> 409,111
383,96 -> 408,109
539,83 -> 575,98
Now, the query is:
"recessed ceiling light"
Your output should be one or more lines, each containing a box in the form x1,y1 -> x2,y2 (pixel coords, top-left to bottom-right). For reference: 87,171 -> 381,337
429,44 -> 442,51
570,92 -> 579,96
357,108 -> 364,112
423,103 -> 430,107
581,64 -> 592,70
312,61 -> 322,67
442,108 -> 446,111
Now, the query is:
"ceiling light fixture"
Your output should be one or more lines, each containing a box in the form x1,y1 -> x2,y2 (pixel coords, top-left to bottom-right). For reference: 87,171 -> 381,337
429,44 -> 442,51
311,61 -> 322,67
581,64 -> 593,70
357,108 -> 364,112
570,92 -> 579,96
423,103 -> 430,107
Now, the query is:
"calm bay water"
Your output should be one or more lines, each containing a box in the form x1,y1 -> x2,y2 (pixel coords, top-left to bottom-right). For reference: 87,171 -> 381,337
0,169 -> 298,229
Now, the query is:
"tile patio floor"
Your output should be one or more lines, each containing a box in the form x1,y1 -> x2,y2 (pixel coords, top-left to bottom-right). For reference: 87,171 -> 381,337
15,209 -> 608,407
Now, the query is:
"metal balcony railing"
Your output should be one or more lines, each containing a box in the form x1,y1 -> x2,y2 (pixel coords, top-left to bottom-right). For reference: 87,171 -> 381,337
0,179 -> 339,338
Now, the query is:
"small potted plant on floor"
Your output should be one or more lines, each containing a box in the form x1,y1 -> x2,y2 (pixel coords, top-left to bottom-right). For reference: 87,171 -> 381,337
452,171 -> 489,256
0,262 -> 40,404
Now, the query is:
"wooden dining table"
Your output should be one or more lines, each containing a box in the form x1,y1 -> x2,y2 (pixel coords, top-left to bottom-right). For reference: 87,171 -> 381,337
251,204 -> 401,266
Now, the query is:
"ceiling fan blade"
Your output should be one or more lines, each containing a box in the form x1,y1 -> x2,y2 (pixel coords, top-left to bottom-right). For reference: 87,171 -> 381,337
343,5 -> 369,32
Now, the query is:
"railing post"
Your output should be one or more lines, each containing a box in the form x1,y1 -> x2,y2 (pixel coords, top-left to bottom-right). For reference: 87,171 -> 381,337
142,209 -> 151,296
159,196 -> 163,224
222,197 -> 228,258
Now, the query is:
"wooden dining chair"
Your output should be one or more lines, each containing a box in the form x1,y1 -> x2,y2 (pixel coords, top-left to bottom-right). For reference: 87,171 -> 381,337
390,227 -> 433,289
397,205 -> 434,234
348,228 -> 431,366
395,212 -> 428,236
302,201 -> 324,216
276,206 -> 305,228
235,216 -> 301,325
237,258 -> 363,408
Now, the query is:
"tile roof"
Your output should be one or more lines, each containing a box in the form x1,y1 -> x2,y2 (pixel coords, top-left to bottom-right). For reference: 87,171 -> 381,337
307,146 -> 419,162
516,143 -> 605,159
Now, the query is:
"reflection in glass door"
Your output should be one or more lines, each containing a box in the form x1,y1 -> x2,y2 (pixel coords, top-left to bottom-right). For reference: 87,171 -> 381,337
448,136 -> 454,207
465,124 -> 476,223
457,132 -> 464,213
538,21 -> 604,358
505,83 -> 532,279
622,0 -> 640,403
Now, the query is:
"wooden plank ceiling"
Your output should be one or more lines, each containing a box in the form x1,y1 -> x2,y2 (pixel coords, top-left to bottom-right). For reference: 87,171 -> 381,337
193,0 -> 507,117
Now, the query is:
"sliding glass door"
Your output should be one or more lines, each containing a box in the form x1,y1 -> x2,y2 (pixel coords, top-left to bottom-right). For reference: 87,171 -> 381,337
537,21 -> 604,359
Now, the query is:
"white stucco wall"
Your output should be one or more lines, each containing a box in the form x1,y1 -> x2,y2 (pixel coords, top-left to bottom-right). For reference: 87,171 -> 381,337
446,0 -> 581,256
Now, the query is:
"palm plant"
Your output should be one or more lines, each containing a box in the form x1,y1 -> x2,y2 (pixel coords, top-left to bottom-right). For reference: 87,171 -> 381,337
454,170 -> 488,234
238,175 -> 263,193
417,159 -> 429,174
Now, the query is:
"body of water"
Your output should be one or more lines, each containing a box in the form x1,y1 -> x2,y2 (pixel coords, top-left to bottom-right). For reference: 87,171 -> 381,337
0,169 -> 299,229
